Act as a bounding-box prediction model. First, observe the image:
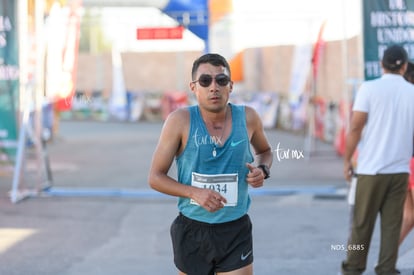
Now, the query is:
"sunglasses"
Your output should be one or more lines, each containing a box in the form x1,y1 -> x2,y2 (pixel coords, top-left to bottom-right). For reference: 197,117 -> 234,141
192,74 -> 231,87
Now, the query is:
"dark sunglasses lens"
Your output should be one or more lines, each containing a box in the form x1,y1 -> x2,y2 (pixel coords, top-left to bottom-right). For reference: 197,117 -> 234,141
198,74 -> 213,87
215,74 -> 230,86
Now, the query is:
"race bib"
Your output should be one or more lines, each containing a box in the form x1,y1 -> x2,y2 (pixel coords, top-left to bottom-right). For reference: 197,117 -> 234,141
190,172 -> 238,207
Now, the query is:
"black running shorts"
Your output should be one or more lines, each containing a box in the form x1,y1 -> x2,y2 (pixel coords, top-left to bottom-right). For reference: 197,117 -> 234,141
170,213 -> 253,275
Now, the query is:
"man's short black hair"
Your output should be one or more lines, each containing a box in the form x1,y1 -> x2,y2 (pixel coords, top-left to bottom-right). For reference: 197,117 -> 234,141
382,44 -> 408,72
191,53 -> 231,80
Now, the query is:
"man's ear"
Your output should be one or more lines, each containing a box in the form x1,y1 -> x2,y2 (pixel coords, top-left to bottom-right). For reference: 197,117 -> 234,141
190,82 -> 196,93
401,62 -> 408,75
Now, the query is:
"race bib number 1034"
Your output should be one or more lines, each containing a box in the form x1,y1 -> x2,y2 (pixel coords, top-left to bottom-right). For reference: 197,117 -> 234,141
191,172 -> 238,207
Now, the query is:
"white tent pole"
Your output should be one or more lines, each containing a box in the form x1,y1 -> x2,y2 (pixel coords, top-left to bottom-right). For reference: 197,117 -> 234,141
11,0 -> 29,203
33,0 -> 47,189
10,89 -> 31,203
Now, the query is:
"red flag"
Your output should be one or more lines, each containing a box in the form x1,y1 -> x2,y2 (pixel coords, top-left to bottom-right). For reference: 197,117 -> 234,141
53,0 -> 82,111
311,20 -> 327,80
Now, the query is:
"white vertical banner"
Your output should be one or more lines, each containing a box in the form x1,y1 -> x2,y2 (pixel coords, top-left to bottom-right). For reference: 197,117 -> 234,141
288,43 -> 312,106
109,47 -> 127,120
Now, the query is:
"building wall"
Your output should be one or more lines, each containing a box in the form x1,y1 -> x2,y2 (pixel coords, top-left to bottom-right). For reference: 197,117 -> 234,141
242,45 -> 294,94
75,35 -> 364,103
121,51 -> 201,93
241,35 -> 363,102
76,53 -> 112,98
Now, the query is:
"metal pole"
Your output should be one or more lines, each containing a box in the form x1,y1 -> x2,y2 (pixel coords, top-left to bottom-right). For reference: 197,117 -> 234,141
34,0 -> 47,189
341,0 -> 350,126
304,19 -> 318,160
10,0 -> 29,203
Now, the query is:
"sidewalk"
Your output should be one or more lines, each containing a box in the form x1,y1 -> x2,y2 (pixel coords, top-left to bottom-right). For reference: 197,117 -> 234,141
0,120 -> 413,275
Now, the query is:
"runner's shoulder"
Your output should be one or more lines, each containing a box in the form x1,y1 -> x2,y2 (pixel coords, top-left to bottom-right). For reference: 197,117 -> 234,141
244,105 -> 261,125
164,107 -> 190,132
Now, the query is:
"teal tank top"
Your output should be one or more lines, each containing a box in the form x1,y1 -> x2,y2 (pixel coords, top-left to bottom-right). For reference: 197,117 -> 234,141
176,103 -> 254,223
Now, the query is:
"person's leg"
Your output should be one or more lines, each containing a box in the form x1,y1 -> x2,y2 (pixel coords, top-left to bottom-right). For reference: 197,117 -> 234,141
170,214 -> 213,275
375,174 -> 408,275
215,215 -> 253,274
218,263 -> 253,275
342,175 -> 387,275
399,189 -> 414,245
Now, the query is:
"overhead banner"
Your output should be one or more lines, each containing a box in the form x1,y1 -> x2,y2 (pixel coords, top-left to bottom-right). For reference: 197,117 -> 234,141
363,0 -> 414,80
0,0 -> 19,161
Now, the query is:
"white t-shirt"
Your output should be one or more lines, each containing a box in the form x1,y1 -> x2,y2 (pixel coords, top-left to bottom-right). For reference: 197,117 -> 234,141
353,73 -> 414,175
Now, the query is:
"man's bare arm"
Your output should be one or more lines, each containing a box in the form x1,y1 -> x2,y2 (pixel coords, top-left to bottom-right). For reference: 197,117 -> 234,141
148,109 -> 226,211
344,111 -> 367,181
245,106 -> 273,187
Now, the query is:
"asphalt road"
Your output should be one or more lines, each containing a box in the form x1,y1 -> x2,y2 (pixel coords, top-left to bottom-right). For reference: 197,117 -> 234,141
0,120 -> 413,275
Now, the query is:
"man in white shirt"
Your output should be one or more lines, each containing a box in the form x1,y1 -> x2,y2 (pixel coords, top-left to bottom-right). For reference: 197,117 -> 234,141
341,44 -> 414,275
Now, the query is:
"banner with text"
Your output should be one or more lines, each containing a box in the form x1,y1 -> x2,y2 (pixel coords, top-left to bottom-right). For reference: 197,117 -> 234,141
363,0 -> 414,80
0,0 -> 18,161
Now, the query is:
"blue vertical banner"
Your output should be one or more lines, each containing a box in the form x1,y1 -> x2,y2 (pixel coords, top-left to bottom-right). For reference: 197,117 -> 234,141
363,0 -> 414,80
0,0 -> 19,161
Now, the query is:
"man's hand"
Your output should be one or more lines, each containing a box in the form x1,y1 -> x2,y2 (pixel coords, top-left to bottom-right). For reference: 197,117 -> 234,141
246,163 -> 265,188
344,160 -> 354,182
191,188 -> 227,212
